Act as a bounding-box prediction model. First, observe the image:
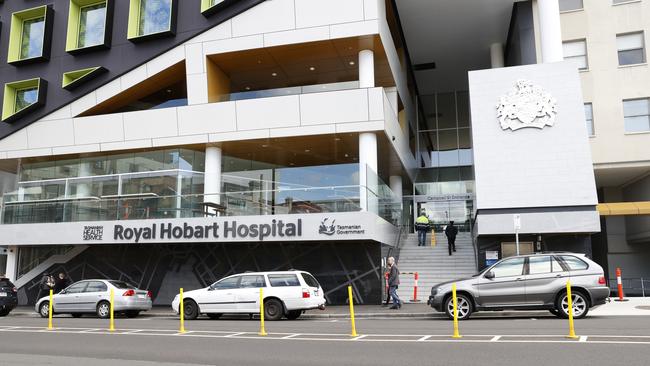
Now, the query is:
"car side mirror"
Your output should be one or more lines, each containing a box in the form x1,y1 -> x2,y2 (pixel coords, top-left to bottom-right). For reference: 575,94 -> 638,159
484,271 -> 495,280
59,290 -> 66,295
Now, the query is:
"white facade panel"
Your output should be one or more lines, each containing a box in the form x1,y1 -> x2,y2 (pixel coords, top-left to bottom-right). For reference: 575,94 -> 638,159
100,139 -> 153,152
186,73 -> 209,105
295,0 -> 365,28
70,92 -> 97,117
236,95 -> 301,130
123,109 -> 178,140
27,119 -> 75,149
52,144 -> 101,155
263,26 -> 330,48
146,45 -> 185,77
73,114 -> 124,145
0,130 -> 28,152
177,102 -> 237,135
95,79 -> 122,105
232,0 -> 296,37
120,65 -> 148,91
329,20 -> 379,39
300,89 -> 369,125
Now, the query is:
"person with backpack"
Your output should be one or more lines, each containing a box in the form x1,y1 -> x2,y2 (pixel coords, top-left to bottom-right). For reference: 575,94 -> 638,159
415,210 -> 431,246
444,220 -> 458,256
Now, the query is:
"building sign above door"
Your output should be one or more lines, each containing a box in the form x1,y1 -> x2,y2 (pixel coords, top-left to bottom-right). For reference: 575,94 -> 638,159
496,79 -> 558,131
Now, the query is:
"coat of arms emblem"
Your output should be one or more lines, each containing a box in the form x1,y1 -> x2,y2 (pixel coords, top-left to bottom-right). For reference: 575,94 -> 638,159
496,79 -> 557,131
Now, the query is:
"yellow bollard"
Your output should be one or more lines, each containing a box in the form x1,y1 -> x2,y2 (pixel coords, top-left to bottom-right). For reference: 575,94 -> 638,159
47,289 -> 53,330
348,285 -> 358,337
452,283 -> 461,339
566,280 -> 578,339
179,288 -> 186,333
258,287 -> 267,336
109,288 -> 115,332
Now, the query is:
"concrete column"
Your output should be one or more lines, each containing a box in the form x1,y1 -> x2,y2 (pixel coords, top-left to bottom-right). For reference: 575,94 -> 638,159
4,246 -> 17,282
389,175 -> 403,201
359,132 -> 378,212
359,50 -> 375,88
537,0 -> 564,63
490,43 -> 505,68
77,162 -> 92,197
204,146 -> 222,207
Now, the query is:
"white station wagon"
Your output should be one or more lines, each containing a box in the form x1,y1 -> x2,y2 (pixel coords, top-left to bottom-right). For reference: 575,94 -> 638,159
172,270 -> 326,321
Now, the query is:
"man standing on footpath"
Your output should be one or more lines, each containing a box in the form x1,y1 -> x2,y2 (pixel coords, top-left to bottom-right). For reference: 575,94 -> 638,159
444,220 -> 458,256
387,257 -> 402,309
415,210 -> 431,246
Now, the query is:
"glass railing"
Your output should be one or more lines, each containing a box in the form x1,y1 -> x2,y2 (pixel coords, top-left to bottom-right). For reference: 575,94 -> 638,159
0,185 -> 398,225
213,81 -> 361,103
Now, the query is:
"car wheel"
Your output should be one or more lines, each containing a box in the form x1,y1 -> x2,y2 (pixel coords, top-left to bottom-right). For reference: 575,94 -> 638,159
285,310 -> 301,320
125,311 -> 140,318
96,301 -> 111,319
183,299 -> 199,320
0,309 -> 10,317
39,302 -> 50,318
207,313 -> 222,320
444,294 -> 473,320
71,313 -> 83,318
264,298 -> 284,321
556,291 -> 589,319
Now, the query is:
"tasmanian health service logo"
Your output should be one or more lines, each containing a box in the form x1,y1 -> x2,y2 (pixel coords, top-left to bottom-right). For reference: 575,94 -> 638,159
318,218 -> 336,236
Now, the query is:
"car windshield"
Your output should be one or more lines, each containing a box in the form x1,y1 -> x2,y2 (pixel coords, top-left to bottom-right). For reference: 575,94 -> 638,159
0,279 -> 13,287
109,281 -> 136,289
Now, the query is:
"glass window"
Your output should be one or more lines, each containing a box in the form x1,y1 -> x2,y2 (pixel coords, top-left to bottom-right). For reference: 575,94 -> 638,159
491,257 -> 525,278
560,255 -> 589,271
584,103 -> 595,136
20,17 -> 46,59
239,275 -> 266,288
139,0 -> 172,36
109,281 -> 136,289
15,87 -> 39,113
559,0 -> 583,11
214,276 -> 239,290
301,273 -> 320,288
617,32 -> 646,66
268,274 -> 300,287
552,257 -> 565,272
613,0 -> 640,4
65,282 -> 88,294
528,256 -> 551,275
78,2 -> 107,48
623,98 -> 650,133
85,281 -> 108,293
563,40 -> 588,70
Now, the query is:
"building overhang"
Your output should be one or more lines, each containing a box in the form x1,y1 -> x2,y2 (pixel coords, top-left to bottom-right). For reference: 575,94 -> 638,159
597,202 -> 650,216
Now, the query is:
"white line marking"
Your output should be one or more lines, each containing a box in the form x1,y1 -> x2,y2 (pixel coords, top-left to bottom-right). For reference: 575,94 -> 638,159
282,334 -> 301,339
491,336 -> 501,342
418,335 -> 431,342
175,331 -> 193,336
225,332 -> 247,338
579,336 -> 587,342
352,335 -> 367,341
79,328 -> 101,333
123,330 -> 142,334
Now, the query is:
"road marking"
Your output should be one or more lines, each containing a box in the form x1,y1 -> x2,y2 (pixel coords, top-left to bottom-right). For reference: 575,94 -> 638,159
79,328 -> 101,333
579,336 -> 588,342
417,335 -> 431,342
282,334 -> 301,339
123,330 -> 142,334
352,335 -> 367,341
490,336 -> 501,342
175,331 -> 193,336
225,332 -> 247,338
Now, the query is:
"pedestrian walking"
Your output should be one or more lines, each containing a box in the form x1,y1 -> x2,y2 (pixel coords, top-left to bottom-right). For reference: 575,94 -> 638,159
38,273 -> 55,299
444,220 -> 458,256
387,257 -> 402,309
53,273 -> 70,294
415,210 -> 431,247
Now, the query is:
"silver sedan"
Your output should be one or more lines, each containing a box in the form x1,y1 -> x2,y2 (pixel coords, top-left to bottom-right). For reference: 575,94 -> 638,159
35,279 -> 152,318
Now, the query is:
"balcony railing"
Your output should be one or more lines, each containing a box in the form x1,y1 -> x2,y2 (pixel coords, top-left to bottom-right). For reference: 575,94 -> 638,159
213,81 -> 360,103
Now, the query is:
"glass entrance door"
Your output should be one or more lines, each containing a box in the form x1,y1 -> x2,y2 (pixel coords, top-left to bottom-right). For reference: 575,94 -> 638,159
416,200 -> 471,233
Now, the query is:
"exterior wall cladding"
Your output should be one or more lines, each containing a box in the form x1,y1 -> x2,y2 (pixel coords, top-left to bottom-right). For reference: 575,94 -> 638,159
0,0 -> 264,139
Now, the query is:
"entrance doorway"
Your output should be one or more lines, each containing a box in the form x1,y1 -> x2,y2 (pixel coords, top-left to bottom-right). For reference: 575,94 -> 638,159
416,199 -> 472,233
501,242 -> 534,257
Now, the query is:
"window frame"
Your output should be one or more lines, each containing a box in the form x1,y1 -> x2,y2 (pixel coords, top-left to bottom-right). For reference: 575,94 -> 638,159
584,102 -> 595,136
563,39 -> 589,71
612,0 -> 642,6
2,78 -> 47,123
559,0 -> 584,13
66,0 -> 114,54
489,257 -> 525,278
62,67 -> 108,90
7,5 -> 54,65
201,0 -> 239,17
127,0 -> 178,42
616,31 -> 647,66
622,97 -> 650,133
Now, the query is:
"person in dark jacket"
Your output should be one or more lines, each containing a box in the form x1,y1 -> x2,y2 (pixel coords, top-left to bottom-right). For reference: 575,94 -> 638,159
444,221 -> 458,256
53,273 -> 70,294
38,274 -> 55,299
387,257 -> 402,309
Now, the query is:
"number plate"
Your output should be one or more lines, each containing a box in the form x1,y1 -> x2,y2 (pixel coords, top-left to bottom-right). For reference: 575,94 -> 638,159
138,295 -> 146,299
0,292 -> 6,297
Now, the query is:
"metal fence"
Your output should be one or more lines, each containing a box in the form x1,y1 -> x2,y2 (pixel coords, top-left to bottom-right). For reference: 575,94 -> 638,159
609,278 -> 648,297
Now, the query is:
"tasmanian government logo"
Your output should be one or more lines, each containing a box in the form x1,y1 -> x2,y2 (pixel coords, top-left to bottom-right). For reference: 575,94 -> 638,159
83,226 -> 104,241
318,218 -> 336,236
496,79 -> 557,131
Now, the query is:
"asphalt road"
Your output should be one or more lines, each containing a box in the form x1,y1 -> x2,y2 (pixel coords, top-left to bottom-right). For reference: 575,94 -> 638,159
1,313 -> 649,365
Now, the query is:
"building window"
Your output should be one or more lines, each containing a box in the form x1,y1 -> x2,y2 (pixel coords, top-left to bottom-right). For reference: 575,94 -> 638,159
623,98 -> 650,133
559,0 -> 583,12
128,0 -> 177,41
7,5 -> 54,65
617,32 -> 646,66
613,0 -> 641,4
584,103 -> 594,136
201,0 -> 227,16
66,1 -> 113,53
2,78 -> 47,123
563,40 -> 588,70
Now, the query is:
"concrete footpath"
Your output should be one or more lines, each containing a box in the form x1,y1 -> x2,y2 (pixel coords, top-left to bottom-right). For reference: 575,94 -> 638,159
10,297 -> 650,319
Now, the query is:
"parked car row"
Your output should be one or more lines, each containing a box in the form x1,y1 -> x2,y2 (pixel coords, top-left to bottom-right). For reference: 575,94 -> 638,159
0,277 -> 18,317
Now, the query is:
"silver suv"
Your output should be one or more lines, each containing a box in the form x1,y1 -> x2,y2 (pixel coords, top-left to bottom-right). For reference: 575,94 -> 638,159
428,253 -> 609,320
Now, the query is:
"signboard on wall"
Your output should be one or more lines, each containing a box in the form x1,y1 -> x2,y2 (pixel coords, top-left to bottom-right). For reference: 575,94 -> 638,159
485,251 -> 499,266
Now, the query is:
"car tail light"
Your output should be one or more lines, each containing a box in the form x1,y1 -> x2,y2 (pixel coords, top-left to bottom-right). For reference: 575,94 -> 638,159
302,288 -> 310,298
147,291 -> 153,298
122,289 -> 135,296
598,276 -> 606,285
12,287 -> 17,293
